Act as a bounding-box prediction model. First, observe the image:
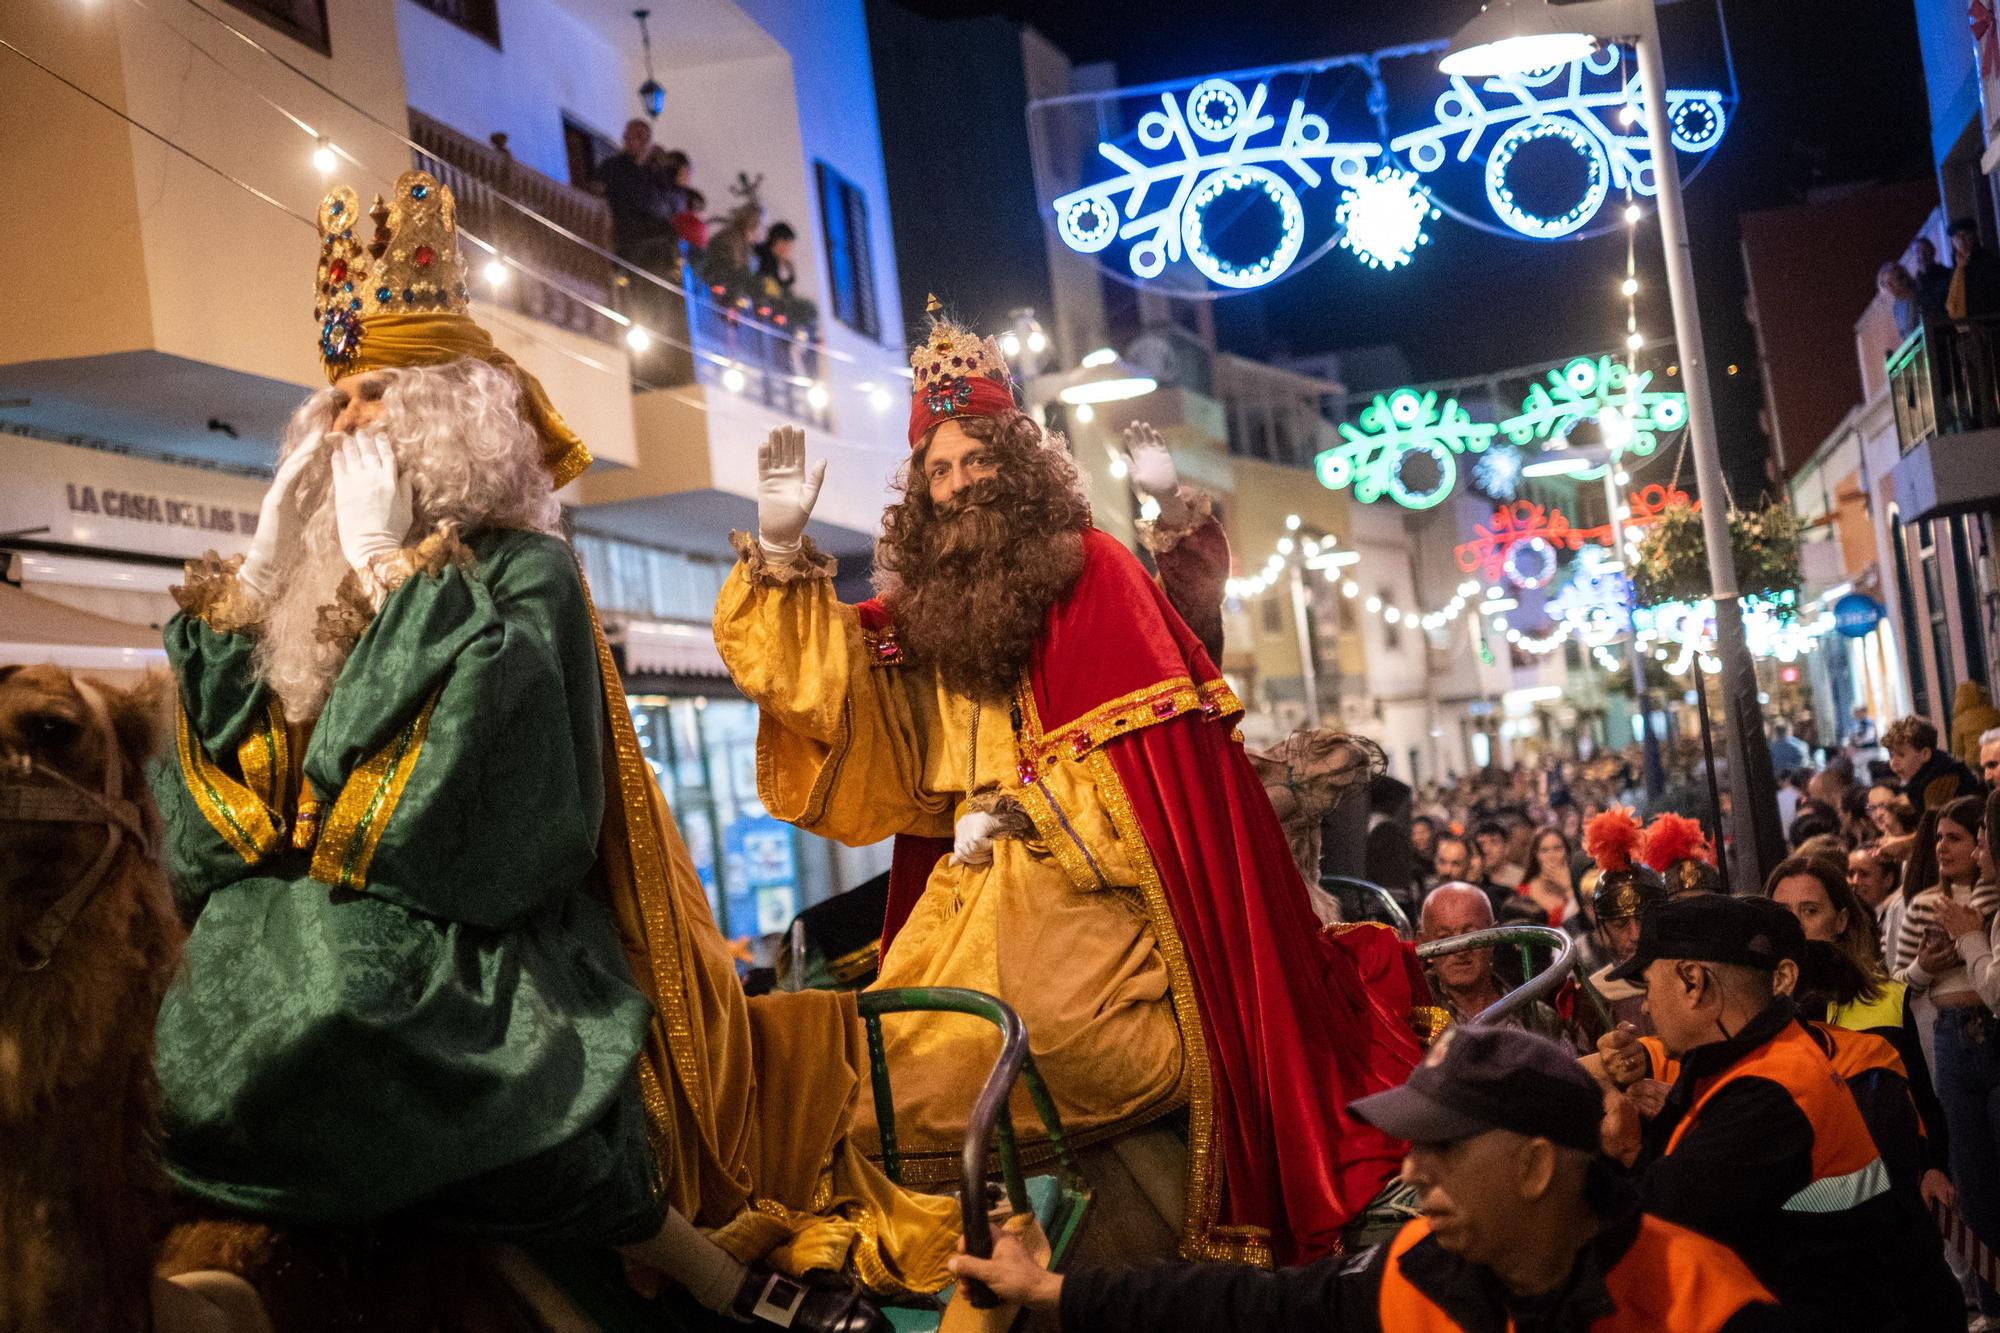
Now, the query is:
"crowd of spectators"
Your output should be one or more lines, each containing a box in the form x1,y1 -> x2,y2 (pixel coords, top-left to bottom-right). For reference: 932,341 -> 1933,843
1880,220 -> 2000,427
1367,708 -> 2000,1328
593,117 -> 817,344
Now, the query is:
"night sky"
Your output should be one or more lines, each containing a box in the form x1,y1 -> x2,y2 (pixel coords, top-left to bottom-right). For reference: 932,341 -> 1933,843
878,0 -> 1935,499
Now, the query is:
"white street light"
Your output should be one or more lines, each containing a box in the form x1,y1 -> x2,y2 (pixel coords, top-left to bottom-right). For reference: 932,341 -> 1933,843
1439,0 -> 1597,75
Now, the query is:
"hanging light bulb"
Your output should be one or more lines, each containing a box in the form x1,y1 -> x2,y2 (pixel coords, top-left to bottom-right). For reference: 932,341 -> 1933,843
482,257 -> 508,286
625,325 -> 652,353
1626,331 -> 1644,351
868,385 -> 893,412
1624,203 -> 1642,224
721,365 -> 748,394
312,138 -> 337,174
806,382 -> 830,410
1073,402 -> 1095,423
1620,277 -> 1638,296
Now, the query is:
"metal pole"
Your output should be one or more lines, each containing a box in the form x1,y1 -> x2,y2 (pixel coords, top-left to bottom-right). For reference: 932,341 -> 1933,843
1289,559 -> 1322,726
1601,459 -> 1666,796
1630,3 -> 1783,891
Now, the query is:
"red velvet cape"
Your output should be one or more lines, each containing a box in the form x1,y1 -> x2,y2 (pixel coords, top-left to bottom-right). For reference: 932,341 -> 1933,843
869,530 -> 1422,1263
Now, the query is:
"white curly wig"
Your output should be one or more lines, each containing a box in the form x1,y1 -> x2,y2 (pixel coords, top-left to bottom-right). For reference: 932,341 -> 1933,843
255,357 -> 565,720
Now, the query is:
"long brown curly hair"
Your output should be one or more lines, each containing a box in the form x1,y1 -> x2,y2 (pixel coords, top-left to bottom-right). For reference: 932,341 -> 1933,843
875,412 -> 1091,700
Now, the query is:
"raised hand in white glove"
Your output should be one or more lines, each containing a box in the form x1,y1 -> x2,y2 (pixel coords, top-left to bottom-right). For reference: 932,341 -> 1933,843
331,431 -> 413,585
238,427 -> 327,600
756,425 -> 827,561
950,811 -> 999,867
1120,421 -> 1188,527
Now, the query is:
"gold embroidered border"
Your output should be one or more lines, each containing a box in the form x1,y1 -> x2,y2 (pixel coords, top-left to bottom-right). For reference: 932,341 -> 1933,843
1083,746 -> 1272,1268
1013,676 -> 1241,773
1013,780 -> 1109,893
579,564 -> 708,1138
175,703 -> 281,863
235,699 -> 290,819
308,694 -> 437,891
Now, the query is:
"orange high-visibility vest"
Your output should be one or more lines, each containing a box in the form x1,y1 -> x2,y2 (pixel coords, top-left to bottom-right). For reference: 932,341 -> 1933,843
1664,1020 -> 1889,1215
1374,1214 -> 1777,1330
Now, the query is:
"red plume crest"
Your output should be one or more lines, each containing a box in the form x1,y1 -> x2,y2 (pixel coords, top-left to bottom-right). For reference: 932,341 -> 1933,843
1583,806 -> 1645,873
1641,812 -> 1714,870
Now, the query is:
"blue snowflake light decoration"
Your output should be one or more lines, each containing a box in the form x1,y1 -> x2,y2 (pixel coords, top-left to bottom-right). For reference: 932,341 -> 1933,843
1473,445 -> 1525,500
1052,77 -> 1379,289
1391,49 -> 1727,240
1499,355 -> 1688,456
1545,546 -> 1635,646
1335,166 -> 1439,270
1314,388 -> 1497,510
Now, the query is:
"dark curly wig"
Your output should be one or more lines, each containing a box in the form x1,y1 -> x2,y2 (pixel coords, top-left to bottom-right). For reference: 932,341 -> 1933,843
874,412 -> 1091,700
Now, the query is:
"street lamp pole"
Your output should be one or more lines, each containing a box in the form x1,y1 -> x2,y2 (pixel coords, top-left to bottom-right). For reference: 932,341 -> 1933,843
1443,0 -> 1784,891
1288,557 -> 1323,727
1600,451 -> 1666,795
1625,1 -> 1782,890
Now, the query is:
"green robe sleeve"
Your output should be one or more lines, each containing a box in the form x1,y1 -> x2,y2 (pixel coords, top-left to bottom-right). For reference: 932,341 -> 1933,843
300,529 -> 605,932
153,608 -> 292,915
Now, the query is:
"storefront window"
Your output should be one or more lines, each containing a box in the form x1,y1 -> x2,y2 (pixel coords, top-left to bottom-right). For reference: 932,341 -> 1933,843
628,694 -> 804,940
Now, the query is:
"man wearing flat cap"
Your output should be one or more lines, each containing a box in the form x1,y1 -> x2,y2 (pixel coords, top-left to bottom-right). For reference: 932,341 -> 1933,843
1604,894 -> 1954,1331
950,1025 -> 1785,1331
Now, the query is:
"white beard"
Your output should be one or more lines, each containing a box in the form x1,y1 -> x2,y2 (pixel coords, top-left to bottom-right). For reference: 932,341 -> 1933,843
254,493 -> 356,724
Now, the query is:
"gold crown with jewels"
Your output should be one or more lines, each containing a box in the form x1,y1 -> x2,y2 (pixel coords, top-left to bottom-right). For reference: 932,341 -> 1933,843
314,171 -> 470,373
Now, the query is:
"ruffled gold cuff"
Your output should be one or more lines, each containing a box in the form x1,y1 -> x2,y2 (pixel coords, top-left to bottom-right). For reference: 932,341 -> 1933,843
314,525 -> 476,658
1135,486 -> 1215,556
963,789 -> 1035,840
172,551 -> 263,634
731,530 -> 838,585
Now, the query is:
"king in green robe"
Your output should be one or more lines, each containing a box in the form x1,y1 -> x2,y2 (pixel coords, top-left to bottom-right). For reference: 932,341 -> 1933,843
156,522 -> 662,1239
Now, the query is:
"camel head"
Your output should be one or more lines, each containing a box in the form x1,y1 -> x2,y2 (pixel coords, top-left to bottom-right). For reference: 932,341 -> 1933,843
0,664 -> 170,972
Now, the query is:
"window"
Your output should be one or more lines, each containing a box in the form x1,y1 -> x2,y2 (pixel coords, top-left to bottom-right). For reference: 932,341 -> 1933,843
562,115 -> 619,191
219,0 -> 330,55
1890,508 -> 1929,716
814,162 -> 879,339
410,0 -> 502,48
1920,522 -> 1955,714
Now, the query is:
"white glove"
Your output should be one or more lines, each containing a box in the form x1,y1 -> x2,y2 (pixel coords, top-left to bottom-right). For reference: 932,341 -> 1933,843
330,431 -> 413,583
756,425 -> 827,561
238,426 -> 327,600
950,811 -> 999,867
1121,422 -> 1188,526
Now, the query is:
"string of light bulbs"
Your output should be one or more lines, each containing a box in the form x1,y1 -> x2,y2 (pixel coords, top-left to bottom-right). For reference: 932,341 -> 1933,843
37,0 -> 926,424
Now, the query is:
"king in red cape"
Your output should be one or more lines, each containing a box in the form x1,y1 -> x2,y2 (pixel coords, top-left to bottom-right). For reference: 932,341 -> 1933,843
713,302 -> 1423,1266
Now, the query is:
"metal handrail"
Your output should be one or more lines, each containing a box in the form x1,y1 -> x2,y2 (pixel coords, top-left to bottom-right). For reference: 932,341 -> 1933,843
1415,924 -> 1577,1027
1320,875 -> 1412,935
856,986 -> 1081,1308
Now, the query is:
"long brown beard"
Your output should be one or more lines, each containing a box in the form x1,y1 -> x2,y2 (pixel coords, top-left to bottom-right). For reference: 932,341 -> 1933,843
876,429 -> 1091,701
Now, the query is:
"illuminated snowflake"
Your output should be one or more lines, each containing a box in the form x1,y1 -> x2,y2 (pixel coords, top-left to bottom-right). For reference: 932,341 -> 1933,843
1315,388 -> 1496,510
1473,445 -> 1524,500
1052,77 -> 1380,289
1335,166 -> 1438,270
1500,355 -> 1687,457
1390,49 -> 1727,239
1545,546 -> 1633,646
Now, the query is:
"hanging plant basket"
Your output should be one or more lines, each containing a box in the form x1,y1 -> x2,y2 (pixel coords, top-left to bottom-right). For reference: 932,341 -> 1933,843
1631,499 -> 1801,608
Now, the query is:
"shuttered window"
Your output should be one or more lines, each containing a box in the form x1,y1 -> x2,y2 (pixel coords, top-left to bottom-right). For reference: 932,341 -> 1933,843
815,161 -> 880,340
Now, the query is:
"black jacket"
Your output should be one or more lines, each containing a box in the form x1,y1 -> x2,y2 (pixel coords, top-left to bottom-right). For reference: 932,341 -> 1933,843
1902,749 -> 1982,818
1058,1176 -> 1789,1333
1631,1001 -> 1960,1331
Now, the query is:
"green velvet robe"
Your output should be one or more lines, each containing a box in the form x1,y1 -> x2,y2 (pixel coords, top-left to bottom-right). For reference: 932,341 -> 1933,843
151,528 -> 661,1241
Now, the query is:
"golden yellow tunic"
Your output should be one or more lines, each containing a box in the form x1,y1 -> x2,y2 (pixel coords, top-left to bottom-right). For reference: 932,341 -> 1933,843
714,542 -> 1184,1183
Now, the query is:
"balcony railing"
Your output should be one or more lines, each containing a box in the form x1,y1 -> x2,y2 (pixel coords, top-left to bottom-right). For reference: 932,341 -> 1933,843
409,108 -> 829,428
409,109 -> 617,342
1887,316 -> 2000,450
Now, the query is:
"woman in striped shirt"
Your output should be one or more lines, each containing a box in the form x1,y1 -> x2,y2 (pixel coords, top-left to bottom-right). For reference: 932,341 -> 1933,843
1895,795 -> 2000,1324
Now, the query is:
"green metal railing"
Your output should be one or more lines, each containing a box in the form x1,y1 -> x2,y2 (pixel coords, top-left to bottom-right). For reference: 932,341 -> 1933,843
857,987 -> 1087,1309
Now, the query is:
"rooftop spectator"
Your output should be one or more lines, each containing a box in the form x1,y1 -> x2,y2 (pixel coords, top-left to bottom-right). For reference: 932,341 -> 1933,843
1878,260 -> 1919,339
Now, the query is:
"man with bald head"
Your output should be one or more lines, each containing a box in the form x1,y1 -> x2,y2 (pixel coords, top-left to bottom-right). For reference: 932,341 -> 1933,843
1420,883 -> 1575,1046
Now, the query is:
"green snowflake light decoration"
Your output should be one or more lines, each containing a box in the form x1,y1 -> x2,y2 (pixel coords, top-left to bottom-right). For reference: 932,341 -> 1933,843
1500,355 -> 1687,455
1315,388 -> 1497,510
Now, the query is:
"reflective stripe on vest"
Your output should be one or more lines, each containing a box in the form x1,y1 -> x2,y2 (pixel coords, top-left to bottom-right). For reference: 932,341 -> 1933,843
1783,1156 -> 1890,1213
1663,1020 -> 1884,1207
1375,1216 -> 1777,1331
